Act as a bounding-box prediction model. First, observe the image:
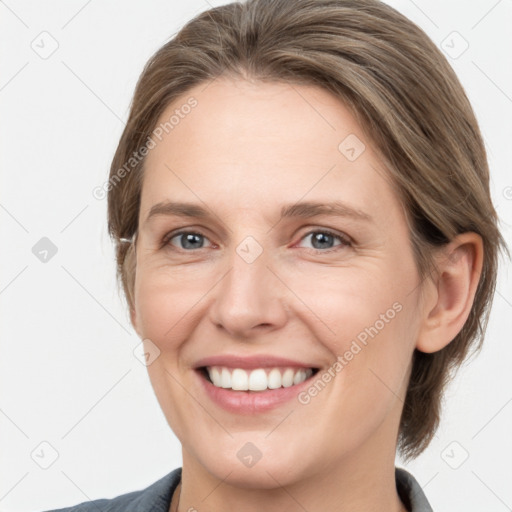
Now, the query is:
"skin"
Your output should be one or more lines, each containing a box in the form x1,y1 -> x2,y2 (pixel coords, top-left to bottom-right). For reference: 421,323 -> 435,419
130,77 -> 483,512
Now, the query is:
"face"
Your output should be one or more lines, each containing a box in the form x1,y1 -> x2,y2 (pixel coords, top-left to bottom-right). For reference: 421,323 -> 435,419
131,77 -> 425,487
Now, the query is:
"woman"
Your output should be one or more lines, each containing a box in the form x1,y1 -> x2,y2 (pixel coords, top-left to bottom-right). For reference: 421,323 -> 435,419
44,0 -> 507,510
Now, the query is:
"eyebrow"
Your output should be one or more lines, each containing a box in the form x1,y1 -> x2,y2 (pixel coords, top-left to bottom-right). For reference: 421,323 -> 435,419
144,200 -> 373,225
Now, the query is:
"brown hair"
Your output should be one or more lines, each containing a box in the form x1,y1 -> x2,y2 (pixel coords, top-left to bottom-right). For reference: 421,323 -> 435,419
107,0 -> 508,461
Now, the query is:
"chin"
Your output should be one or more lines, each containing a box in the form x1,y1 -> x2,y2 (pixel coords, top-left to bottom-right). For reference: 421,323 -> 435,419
190,434 -> 319,490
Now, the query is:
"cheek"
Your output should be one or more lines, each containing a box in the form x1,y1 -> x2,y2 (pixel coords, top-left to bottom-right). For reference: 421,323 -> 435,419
333,291 -> 417,416
309,301 -> 416,451
132,267 -> 213,438
286,263 -> 409,347
133,264 -> 212,344
295,263 -> 417,402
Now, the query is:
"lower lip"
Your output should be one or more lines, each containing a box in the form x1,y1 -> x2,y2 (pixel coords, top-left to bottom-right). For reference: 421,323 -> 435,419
196,369 -> 316,414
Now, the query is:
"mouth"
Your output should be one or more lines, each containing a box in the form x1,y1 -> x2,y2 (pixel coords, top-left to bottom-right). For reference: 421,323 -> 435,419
197,366 -> 320,392
193,354 -> 322,413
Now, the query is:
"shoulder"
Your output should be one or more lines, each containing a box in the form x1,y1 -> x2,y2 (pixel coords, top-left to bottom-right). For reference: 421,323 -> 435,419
395,467 -> 433,512
40,467 -> 182,512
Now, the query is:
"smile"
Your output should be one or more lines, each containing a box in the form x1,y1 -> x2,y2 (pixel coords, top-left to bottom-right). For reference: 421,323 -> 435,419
203,366 -> 316,391
193,354 -> 321,413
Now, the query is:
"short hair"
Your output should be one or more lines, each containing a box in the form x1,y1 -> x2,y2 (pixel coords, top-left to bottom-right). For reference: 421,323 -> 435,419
107,0 -> 508,461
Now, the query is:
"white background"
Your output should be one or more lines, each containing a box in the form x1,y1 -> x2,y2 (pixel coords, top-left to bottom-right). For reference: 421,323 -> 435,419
1,0 -> 511,511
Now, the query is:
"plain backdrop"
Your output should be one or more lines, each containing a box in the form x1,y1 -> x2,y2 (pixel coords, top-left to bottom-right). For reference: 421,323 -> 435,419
1,0 -> 511,511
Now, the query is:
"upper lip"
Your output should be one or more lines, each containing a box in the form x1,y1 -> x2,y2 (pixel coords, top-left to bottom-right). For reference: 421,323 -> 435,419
194,354 -> 319,370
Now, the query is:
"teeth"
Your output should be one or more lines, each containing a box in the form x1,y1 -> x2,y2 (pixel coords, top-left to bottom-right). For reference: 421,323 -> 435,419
267,368 -> 282,389
248,369 -> 268,391
293,369 -> 307,385
282,368 -> 295,387
205,366 -> 313,391
210,367 -> 221,386
220,368 -> 231,388
232,369 -> 248,390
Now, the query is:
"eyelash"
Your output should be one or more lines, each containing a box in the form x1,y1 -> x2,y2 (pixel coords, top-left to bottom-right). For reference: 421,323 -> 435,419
161,228 -> 352,254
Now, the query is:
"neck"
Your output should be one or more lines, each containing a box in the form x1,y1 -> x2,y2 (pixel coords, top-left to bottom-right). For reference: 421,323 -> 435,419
176,458 -> 407,512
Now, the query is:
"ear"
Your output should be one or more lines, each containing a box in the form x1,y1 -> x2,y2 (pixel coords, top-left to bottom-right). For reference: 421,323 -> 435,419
416,232 -> 484,353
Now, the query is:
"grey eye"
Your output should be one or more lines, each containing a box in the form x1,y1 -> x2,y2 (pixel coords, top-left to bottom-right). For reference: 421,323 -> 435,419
298,230 -> 350,251
169,232 -> 211,250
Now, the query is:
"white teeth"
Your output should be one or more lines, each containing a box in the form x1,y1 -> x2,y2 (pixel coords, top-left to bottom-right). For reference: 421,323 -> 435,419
282,368 -> 295,387
221,368 -> 231,388
210,367 -> 221,387
248,369 -> 268,391
205,366 -> 313,391
293,369 -> 306,385
267,368 -> 282,389
231,369 -> 248,390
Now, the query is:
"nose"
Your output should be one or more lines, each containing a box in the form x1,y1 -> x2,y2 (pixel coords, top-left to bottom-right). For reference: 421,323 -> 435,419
207,240 -> 288,339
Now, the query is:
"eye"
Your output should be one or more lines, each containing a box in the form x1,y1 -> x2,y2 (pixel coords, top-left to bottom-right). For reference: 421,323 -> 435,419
163,230 -> 214,251
161,228 -> 351,253
296,229 -> 352,252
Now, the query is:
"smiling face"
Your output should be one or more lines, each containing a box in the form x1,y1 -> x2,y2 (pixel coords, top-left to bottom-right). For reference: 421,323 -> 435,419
131,77 -> 426,488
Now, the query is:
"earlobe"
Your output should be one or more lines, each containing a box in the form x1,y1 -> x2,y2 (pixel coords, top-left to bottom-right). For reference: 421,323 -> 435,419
415,232 -> 484,354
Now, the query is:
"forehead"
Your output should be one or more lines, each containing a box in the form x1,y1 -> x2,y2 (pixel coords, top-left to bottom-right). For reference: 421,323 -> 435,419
140,77 -> 401,224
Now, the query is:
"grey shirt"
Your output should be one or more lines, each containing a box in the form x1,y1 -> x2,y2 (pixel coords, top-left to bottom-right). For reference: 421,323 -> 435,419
42,466 -> 433,512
